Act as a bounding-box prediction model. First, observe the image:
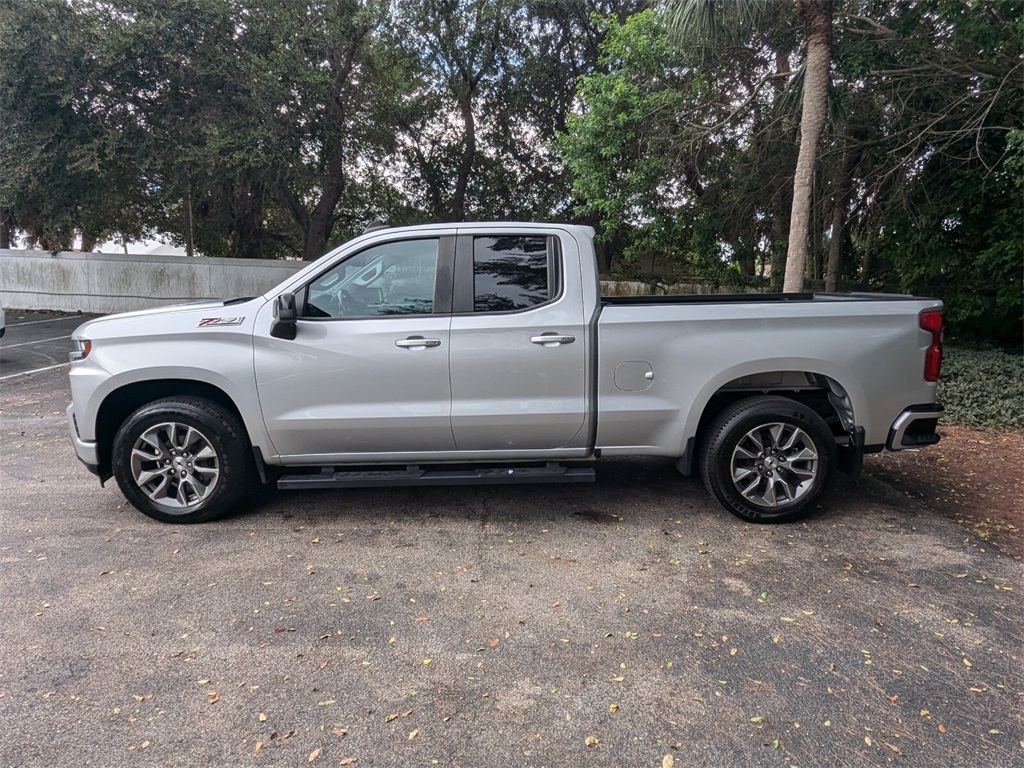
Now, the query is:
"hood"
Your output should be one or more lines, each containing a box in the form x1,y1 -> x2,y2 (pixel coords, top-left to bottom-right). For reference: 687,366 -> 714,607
73,298 -> 260,339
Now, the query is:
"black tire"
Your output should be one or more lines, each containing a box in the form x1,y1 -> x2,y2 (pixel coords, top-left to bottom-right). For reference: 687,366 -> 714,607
700,396 -> 836,523
112,397 -> 254,523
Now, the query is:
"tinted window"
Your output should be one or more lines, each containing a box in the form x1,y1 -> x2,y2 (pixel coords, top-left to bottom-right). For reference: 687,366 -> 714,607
305,239 -> 439,319
473,236 -> 550,312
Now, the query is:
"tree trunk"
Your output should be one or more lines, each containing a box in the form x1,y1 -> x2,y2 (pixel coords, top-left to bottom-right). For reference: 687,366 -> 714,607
782,0 -> 833,293
825,143 -> 856,292
860,227 -> 875,287
230,181 -> 266,259
451,86 -> 476,222
825,192 -> 844,292
184,176 -> 195,259
0,209 -> 12,249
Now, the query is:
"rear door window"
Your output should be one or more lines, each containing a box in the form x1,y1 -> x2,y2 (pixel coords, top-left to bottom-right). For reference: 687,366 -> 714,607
472,236 -> 554,312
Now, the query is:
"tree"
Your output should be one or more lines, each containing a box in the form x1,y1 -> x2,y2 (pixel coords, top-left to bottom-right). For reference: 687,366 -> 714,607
0,0 -> 152,250
661,0 -> 834,292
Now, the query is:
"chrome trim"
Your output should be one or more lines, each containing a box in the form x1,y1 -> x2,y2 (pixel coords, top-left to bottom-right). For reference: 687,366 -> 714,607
395,337 -> 441,349
887,407 -> 943,450
530,334 -> 576,346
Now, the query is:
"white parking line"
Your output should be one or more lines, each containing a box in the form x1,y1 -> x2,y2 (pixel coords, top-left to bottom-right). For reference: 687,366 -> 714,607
6,315 -> 88,327
0,362 -> 70,381
1,334 -> 71,349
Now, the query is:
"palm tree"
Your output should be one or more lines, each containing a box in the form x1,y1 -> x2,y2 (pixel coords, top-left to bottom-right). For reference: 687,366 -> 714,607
662,0 -> 834,292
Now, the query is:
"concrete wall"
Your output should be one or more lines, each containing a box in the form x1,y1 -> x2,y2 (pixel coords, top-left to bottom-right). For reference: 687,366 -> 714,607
0,249 -> 310,314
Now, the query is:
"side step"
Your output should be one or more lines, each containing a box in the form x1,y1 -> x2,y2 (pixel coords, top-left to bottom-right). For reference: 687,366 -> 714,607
277,463 -> 595,490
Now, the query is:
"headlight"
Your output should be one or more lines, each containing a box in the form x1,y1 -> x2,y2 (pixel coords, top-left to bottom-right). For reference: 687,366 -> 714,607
70,339 -> 92,362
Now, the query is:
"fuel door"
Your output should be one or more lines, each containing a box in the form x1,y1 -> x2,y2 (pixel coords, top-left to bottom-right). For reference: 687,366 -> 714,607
614,361 -> 654,391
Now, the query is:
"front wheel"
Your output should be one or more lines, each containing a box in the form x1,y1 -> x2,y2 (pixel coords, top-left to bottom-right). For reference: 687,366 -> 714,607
112,397 -> 254,523
700,396 -> 837,523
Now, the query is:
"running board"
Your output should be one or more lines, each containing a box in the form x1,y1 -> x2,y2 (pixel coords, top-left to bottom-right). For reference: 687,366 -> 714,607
277,463 -> 595,490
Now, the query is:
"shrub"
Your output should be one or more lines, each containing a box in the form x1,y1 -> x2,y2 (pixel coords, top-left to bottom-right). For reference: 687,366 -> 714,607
938,344 -> 1024,430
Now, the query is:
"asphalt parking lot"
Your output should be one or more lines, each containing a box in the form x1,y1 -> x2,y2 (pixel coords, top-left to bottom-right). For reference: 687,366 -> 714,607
0,310 -> 101,379
1,313 -> 1021,767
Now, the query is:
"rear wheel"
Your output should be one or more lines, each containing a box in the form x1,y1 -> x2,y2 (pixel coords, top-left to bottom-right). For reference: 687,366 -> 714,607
112,397 -> 253,523
700,396 -> 836,523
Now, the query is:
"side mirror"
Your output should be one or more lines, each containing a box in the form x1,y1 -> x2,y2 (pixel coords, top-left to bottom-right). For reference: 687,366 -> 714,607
270,292 -> 298,340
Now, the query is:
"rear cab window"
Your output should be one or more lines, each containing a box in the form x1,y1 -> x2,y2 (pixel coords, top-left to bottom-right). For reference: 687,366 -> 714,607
456,234 -> 561,313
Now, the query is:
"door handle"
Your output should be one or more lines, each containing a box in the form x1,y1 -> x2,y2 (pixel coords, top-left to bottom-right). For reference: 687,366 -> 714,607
395,337 -> 441,349
530,333 -> 576,347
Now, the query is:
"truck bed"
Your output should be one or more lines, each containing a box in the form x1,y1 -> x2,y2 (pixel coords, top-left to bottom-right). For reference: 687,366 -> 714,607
601,292 -> 929,306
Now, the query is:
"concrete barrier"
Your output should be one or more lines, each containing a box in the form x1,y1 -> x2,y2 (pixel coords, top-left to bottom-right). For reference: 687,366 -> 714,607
0,249 -> 310,314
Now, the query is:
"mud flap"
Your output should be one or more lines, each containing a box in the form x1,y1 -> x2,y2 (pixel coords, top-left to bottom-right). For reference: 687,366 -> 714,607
837,426 -> 865,481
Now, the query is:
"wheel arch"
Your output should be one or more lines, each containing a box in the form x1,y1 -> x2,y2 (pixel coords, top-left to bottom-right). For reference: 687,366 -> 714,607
94,380 -> 246,479
681,369 -> 858,475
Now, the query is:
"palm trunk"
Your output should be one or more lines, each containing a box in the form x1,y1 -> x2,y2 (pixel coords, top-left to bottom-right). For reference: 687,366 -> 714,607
782,0 -> 833,293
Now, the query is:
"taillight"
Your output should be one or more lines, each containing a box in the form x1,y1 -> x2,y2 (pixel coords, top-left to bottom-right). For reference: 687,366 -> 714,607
919,310 -> 943,382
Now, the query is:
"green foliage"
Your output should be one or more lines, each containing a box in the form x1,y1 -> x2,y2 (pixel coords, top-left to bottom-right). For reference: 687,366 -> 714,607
0,0 -> 1018,347
558,11 -> 721,274
939,345 -> 1024,431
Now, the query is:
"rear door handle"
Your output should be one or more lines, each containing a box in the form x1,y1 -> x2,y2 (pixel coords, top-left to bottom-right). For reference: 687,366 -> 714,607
395,337 -> 441,349
530,333 -> 576,347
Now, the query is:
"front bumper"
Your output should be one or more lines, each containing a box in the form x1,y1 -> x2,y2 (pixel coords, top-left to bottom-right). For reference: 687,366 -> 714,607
887,404 -> 943,450
67,403 -> 101,475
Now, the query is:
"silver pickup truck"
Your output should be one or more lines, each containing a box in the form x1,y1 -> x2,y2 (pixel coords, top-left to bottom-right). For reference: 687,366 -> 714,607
67,222 -> 944,524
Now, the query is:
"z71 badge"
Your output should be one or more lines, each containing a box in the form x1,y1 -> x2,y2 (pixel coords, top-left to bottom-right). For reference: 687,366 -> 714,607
197,317 -> 245,327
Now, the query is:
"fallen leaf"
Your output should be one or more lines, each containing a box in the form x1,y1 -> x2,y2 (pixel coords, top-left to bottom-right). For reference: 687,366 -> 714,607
366,594 -> 380,601
208,692 -> 220,705
489,638 -> 500,648
308,747 -> 321,762
584,736 -> 599,747
865,736 -> 873,746
271,730 -> 297,741
609,703 -> 619,713
408,729 -> 419,741
401,709 -> 413,718
339,759 -> 357,766
750,716 -> 763,723
318,700 -> 336,707
258,713 -> 267,722
414,616 -> 429,622
331,728 -> 348,738
938,724 -> 947,733
253,741 -> 263,756
884,742 -> 903,755
662,756 -> 675,768
385,714 -> 399,723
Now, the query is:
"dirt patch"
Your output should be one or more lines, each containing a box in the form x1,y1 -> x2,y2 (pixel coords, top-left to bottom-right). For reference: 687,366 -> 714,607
866,424 -> 1023,558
